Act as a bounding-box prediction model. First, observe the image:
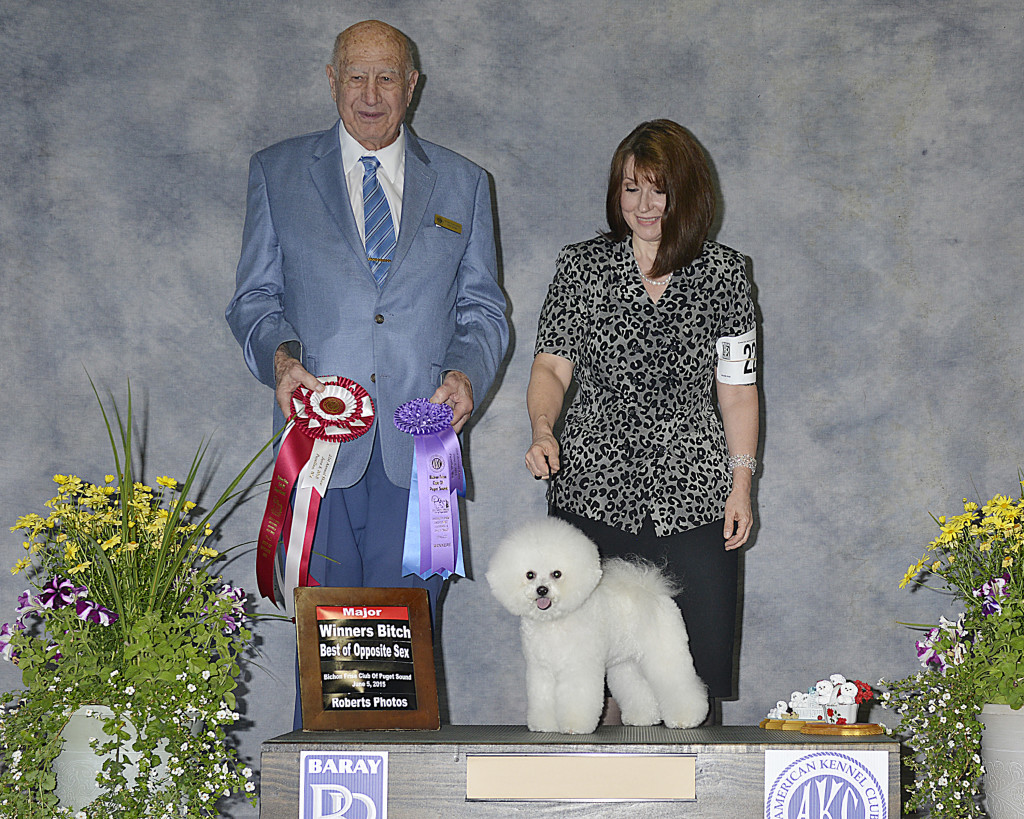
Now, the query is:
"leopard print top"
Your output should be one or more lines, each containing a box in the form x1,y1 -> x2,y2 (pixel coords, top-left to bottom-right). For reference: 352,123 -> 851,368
535,236 -> 756,536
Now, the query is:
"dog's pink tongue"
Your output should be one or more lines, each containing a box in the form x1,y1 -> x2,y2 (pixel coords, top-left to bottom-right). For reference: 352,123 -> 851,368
536,597 -> 551,610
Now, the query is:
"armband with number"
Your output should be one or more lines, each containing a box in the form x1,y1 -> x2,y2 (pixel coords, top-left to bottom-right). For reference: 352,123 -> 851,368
716,328 -> 757,385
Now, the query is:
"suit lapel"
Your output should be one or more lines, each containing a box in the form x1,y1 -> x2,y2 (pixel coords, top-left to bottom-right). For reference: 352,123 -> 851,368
309,122 -> 371,274
392,130 -> 436,275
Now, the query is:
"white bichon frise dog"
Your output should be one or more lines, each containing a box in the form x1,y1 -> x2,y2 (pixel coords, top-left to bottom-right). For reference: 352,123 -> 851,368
486,518 -> 708,734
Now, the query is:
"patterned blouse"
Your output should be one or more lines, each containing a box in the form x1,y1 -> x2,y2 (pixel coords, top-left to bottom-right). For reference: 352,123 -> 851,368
535,236 -> 756,536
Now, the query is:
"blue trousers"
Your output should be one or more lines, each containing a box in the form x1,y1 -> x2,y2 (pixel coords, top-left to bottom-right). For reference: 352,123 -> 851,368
293,430 -> 444,728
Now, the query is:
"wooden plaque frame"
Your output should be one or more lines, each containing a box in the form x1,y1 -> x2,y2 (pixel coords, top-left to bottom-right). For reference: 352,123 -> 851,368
294,586 -> 440,731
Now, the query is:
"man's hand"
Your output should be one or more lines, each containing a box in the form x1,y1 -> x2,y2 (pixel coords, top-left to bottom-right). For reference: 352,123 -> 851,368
429,371 -> 474,433
274,345 -> 324,418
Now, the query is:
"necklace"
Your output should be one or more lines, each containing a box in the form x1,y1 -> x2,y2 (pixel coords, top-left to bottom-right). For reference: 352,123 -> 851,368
638,268 -> 672,286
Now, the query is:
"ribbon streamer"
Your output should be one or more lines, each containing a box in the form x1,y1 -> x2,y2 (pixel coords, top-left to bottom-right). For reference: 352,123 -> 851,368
394,399 -> 466,580
256,376 -> 374,614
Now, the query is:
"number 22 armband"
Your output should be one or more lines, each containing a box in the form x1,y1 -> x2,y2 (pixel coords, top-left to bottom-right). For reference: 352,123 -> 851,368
716,327 -> 757,385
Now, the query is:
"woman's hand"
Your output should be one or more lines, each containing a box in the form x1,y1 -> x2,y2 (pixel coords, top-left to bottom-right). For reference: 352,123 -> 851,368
526,431 -> 560,479
723,484 -> 753,550
525,353 -> 574,480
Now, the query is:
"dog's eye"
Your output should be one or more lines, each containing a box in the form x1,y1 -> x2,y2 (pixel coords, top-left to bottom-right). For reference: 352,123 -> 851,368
552,570 -> 561,579
526,571 -> 535,580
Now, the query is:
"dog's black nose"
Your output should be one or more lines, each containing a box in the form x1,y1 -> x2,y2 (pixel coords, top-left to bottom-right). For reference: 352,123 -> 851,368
536,586 -> 548,597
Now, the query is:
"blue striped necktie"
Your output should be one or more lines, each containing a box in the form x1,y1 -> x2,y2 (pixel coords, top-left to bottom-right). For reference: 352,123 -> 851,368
360,156 -> 397,285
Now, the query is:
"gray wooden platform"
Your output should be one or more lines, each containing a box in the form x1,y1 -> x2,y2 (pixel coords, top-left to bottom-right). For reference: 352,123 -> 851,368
260,723 -> 900,818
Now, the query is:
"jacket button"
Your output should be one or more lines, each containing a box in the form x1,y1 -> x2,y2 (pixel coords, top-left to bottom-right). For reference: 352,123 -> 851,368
370,373 -> 376,383
375,314 -> 384,324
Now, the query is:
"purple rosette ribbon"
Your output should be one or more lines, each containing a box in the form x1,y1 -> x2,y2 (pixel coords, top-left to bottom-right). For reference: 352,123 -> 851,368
394,399 -> 466,580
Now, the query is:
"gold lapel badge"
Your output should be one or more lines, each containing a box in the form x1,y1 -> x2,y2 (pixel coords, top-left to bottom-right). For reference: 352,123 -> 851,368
434,214 -> 462,234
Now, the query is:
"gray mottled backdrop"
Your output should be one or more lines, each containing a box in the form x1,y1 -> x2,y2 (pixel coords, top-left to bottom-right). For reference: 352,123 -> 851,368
2,0 -> 1022,815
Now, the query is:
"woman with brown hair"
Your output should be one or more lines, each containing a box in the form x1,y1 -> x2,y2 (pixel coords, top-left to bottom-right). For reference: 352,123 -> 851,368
525,119 -> 759,720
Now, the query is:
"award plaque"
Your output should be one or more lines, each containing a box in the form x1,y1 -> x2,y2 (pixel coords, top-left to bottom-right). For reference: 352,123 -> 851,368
294,586 -> 440,731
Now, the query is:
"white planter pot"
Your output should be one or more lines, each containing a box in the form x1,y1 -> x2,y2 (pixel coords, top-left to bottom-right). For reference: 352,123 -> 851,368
52,705 -> 170,811
977,703 -> 1024,819
827,703 -> 859,724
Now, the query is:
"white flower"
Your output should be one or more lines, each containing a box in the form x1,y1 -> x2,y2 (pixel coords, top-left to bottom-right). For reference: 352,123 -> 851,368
125,685 -> 135,695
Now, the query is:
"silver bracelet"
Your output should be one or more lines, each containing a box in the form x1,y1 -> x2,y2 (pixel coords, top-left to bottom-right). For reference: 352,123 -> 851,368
728,454 -> 757,473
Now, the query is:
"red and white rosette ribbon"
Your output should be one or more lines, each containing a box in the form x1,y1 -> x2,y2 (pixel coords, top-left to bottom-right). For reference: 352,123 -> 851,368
256,376 -> 374,615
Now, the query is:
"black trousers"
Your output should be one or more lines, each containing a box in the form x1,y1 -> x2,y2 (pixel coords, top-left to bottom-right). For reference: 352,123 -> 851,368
550,507 -> 739,699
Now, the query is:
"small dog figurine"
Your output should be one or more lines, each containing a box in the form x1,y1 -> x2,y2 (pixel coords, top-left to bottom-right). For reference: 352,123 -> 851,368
486,518 -> 708,733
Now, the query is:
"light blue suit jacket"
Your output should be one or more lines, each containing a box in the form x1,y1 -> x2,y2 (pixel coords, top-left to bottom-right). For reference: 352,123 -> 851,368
226,122 -> 509,489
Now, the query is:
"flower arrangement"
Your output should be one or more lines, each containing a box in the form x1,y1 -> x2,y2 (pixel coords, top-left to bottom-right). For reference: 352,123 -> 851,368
0,386 -> 270,818
881,481 -> 1024,818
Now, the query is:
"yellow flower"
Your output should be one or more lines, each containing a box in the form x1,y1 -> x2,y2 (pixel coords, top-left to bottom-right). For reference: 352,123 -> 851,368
67,561 -> 91,575
100,535 -> 121,551
899,558 -> 927,589
156,476 -> 177,489
197,546 -> 219,559
105,475 -> 115,483
931,561 -> 943,572
10,557 -> 31,575
1003,555 -> 1014,568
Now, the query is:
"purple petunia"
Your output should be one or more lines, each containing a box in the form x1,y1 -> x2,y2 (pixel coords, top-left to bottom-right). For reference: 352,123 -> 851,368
75,599 -> 119,626
916,637 -> 939,667
0,622 -> 23,663
37,577 -> 87,610
216,583 -> 247,634
973,573 -> 1010,616
16,590 -> 40,615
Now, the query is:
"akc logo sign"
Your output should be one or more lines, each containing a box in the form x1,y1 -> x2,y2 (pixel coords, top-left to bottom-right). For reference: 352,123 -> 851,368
764,750 -> 887,819
299,751 -> 388,819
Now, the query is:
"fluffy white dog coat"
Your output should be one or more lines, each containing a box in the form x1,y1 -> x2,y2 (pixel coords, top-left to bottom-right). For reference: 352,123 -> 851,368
486,518 -> 708,733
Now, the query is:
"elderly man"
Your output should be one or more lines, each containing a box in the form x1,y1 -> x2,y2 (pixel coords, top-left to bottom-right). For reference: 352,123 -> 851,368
227,21 -> 508,618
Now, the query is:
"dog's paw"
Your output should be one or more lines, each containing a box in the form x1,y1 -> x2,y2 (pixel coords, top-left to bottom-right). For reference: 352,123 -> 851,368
527,719 -> 561,733
558,719 -> 599,735
663,701 -> 709,729
620,711 -> 659,727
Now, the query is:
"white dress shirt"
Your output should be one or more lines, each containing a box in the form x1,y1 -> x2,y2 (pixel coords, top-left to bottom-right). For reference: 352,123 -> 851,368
339,123 -> 406,244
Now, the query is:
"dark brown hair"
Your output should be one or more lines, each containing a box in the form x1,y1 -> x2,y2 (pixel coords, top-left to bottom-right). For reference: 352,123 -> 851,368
604,119 -> 715,279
